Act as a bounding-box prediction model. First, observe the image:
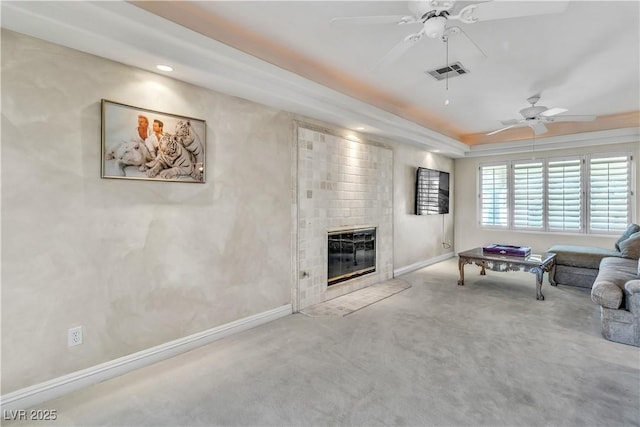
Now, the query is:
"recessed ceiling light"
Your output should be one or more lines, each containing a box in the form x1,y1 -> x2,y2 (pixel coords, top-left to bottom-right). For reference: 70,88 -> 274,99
356,127 -> 365,131
156,64 -> 173,72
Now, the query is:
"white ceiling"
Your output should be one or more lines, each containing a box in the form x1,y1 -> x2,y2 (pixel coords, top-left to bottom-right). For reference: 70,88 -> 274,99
2,1 -> 639,157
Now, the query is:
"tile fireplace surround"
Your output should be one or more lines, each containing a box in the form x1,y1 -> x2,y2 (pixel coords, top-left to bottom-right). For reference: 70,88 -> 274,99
296,125 -> 393,310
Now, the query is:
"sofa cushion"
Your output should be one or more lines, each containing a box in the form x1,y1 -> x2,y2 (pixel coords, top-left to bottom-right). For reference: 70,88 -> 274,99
601,257 -> 638,281
615,223 -> 640,251
619,231 -> 640,260
547,245 -> 622,269
591,257 -> 639,309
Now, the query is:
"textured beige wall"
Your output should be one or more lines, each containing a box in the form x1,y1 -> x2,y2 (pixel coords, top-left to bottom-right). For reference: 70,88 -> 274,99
391,143 -> 454,268
1,31 -> 293,392
454,142 -> 640,254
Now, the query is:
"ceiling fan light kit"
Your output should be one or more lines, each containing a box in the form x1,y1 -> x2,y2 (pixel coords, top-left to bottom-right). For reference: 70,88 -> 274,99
423,15 -> 446,38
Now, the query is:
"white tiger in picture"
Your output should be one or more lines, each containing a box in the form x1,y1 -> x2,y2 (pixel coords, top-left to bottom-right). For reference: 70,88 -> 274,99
173,120 -> 204,165
145,134 -> 203,181
105,140 -> 153,175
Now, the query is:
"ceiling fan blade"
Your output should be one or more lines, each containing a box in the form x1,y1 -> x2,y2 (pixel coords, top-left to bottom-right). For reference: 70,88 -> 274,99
486,125 -> 516,136
445,26 -> 487,58
545,115 -> 597,122
540,107 -> 568,117
500,119 -> 521,126
331,15 -> 418,26
452,1 -> 569,24
427,0 -> 456,11
529,122 -> 548,135
369,31 -> 424,72
487,120 -> 529,135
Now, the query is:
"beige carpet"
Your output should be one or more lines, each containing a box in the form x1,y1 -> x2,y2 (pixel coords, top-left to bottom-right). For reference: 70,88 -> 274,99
300,278 -> 411,317
5,258 -> 638,427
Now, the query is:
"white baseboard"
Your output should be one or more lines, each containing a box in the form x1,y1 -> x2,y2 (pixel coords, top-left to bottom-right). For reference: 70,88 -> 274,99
394,252 -> 455,277
0,304 -> 292,411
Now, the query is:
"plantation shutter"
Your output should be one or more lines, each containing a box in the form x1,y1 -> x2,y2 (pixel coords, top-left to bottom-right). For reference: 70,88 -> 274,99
589,155 -> 630,232
480,164 -> 508,227
513,161 -> 544,229
547,158 -> 582,231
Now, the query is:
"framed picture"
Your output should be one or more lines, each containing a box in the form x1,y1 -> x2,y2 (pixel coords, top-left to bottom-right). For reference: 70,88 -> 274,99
101,99 -> 206,183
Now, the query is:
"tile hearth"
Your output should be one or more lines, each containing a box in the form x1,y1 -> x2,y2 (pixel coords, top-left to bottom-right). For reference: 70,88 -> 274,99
299,278 -> 411,317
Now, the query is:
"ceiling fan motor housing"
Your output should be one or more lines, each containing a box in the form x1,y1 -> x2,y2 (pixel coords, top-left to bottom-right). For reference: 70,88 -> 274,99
520,105 -> 548,119
410,0 -> 454,17
520,95 -> 546,118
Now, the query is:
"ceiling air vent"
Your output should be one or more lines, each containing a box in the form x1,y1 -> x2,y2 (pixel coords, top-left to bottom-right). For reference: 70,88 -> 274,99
425,61 -> 469,81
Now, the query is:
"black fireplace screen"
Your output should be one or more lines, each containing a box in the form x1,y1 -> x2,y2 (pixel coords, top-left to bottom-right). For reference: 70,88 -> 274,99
328,227 -> 376,286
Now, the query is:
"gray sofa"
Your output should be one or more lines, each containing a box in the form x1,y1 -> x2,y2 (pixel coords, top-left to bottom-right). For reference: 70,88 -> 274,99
548,223 -> 640,288
590,257 -> 640,346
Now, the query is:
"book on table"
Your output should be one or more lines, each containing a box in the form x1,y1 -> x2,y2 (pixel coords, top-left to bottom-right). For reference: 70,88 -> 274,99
482,244 -> 531,257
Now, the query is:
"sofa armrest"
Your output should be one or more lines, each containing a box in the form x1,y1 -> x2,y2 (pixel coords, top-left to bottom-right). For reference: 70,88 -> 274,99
592,281 -> 623,309
624,280 -> 640,313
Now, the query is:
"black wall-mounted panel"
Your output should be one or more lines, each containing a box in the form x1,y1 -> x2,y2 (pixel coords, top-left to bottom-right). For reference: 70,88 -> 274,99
415,167 -> 449,215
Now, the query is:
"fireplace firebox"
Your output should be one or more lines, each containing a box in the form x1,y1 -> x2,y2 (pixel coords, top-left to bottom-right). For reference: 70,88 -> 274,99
328,227 -> 376,286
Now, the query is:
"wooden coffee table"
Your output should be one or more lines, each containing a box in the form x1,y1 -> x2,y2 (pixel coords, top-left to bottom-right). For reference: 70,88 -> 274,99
457,247 -> 557,300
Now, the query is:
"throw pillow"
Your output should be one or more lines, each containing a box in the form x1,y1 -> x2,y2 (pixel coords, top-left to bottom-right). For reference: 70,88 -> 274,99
615,223 -> 640,251
619,231 -> 640,260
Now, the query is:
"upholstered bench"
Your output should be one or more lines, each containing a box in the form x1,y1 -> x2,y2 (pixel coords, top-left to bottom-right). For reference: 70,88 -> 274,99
546,245 -> 623,288
548,223 -> 640,289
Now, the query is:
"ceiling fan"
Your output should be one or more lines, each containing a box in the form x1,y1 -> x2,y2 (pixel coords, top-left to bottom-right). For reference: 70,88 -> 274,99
487,95 -> 597,136
331,0 -> 570,70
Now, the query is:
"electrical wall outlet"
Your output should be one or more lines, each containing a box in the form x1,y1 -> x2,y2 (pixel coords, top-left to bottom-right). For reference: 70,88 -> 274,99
68,326 -> 83,347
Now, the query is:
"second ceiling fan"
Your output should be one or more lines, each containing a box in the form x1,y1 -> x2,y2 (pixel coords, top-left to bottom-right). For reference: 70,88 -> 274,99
487,95 -> 597,136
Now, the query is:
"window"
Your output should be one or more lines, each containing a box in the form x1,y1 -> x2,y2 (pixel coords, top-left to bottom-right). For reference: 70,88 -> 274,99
513,161 -> 544,229
479,153 -> 633,234
589,155 -> 631,233
547,158 -> 582,231
479,164 -> 508,227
